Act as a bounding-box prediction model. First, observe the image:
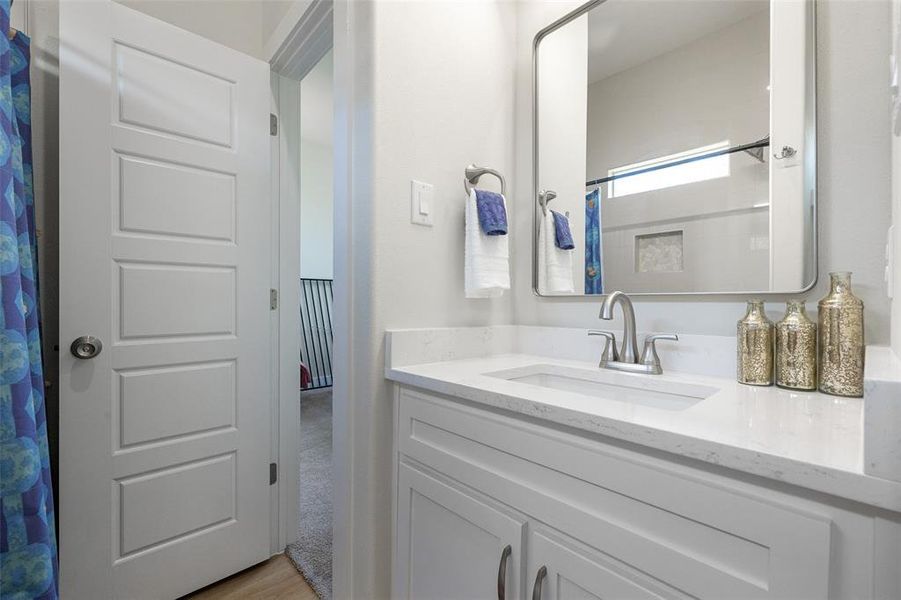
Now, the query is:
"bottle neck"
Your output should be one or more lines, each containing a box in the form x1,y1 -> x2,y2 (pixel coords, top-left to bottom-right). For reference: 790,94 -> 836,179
830,273 -> 852,295
745,302 -> 765,318
785,302 -> 804,316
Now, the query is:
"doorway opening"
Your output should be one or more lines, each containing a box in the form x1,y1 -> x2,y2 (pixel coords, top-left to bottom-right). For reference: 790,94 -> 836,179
286,48 -> 335,599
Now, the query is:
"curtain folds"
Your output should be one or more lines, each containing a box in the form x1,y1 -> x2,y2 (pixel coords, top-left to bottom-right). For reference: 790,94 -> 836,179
0,0 -> 59,597
585,188 -> 603,295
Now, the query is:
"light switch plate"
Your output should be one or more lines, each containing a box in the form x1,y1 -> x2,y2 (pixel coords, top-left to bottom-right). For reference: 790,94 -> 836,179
411,180 -> 434,226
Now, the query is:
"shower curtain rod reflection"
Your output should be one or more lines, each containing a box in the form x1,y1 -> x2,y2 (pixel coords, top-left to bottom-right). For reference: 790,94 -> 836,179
586,136 -> 770,188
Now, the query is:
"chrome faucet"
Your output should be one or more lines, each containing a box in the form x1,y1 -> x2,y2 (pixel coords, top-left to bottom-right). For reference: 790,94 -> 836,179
589,291 -> 678,375
599,291 -> 639,363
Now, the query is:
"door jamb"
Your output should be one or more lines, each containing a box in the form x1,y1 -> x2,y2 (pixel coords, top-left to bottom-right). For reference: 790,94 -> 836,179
267,0 -> 337,569
269,71 -> 303,555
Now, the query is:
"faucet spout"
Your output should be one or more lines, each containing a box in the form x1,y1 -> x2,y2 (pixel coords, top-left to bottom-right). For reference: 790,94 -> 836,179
598,291 -> 639,363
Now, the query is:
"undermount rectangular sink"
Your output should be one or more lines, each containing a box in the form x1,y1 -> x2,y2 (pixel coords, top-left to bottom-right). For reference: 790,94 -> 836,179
485,364 -> 718,411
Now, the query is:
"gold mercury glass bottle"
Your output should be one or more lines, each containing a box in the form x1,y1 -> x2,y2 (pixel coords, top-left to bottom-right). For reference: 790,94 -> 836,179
818,271 -> 865,397
737,300 -> 774,386
775,301 -> 817,390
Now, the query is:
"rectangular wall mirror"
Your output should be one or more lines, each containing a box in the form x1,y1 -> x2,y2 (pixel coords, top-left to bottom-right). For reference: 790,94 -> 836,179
533,0 -> 816,296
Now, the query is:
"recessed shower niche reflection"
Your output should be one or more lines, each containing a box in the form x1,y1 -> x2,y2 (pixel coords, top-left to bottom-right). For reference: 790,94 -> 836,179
533,0 -> 816,295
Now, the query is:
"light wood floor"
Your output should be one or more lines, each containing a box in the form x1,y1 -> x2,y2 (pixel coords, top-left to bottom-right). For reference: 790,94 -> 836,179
187,554 -> 318,600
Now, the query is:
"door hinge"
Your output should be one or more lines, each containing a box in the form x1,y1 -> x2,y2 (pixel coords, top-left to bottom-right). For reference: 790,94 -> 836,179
270,113 -> 278,136
270,462 -> 278,485
270,288 -> 278,310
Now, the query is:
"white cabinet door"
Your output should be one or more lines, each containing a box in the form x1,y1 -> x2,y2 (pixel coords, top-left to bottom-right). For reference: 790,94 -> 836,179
59,2 -> 271,598
394,463 -> 525,600
526,527 -> 689,600
398,390 -> 833,599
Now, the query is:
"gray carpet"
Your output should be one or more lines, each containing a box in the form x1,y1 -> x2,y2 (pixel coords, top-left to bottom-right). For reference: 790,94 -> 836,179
286,390 -> 333,599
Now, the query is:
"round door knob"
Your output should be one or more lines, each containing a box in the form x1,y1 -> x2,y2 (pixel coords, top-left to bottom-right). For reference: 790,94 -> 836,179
70,336 -> 102,359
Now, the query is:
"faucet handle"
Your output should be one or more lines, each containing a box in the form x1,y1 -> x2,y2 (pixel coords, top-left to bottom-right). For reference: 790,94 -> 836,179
640,333 -> 679,374
588,330 -> 619,365
645,333 -> 679,343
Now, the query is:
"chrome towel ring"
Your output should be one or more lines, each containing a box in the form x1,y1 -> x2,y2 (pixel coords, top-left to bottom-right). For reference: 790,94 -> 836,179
464,164 -> 506,196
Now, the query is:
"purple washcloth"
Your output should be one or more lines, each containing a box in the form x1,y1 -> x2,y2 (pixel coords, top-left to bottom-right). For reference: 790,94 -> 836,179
474,189 -> 508,236
551,210 -> 575,250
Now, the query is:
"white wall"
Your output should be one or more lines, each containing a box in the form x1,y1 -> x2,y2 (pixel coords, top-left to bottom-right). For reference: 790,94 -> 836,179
300,50 -> 333,279
114,0 -> 264,58
262,0 -> 315,60
515,0 -> 894,344
300,140 -> 333,278
369,1 -> 517,329
586,11 -> 770,293
262,0 -> 295,45
333,0 -> 517,596
892,0 -> 901,357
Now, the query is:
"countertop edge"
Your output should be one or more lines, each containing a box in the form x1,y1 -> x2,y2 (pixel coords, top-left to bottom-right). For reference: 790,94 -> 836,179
386,367 -> 901,514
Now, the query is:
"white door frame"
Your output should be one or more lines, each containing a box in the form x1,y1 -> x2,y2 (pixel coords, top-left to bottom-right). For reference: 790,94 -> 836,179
270,2 -> 379,597
266,0 -> 337,565
269,72 -> 301,555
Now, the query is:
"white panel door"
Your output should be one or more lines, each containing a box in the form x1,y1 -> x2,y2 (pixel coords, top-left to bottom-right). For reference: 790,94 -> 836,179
59,2 -> 271,598
394,463 -> 525,600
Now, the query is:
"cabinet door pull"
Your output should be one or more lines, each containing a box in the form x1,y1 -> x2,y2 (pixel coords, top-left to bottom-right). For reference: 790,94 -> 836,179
496,544 -> 512,600
531,565 -> 547,600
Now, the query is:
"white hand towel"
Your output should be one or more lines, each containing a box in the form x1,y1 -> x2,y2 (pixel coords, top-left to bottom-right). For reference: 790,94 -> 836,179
538,209 -> 574,294
465,189 -> 510,298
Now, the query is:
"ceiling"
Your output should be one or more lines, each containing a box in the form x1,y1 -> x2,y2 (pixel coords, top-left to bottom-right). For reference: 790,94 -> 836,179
586,0 -> 768,83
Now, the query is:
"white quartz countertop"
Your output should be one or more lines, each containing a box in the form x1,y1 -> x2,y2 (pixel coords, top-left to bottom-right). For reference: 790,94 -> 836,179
385,327 -> 901,513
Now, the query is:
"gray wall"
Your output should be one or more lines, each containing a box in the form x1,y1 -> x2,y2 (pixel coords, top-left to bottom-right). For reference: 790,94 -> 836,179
299,50 -> 334,279
299,139 -> 334,278
587,11 -> 771,293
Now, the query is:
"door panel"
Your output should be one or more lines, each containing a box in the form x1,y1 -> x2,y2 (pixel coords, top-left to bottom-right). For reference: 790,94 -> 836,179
114,42 -> 235,147
59,2 -> 271,598
117,360 -> 236,447
116,264 -> 236,338
394,463 -> 525,600
117,155 -> 237,242
116,453 -> 236,556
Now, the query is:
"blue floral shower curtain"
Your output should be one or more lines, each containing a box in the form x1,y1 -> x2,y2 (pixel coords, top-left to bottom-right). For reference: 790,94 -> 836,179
0,0 -> 59,597
585,188 -> 603,294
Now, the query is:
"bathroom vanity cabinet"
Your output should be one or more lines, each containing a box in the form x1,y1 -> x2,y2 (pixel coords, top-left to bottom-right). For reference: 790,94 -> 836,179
391,386 -> 901,600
